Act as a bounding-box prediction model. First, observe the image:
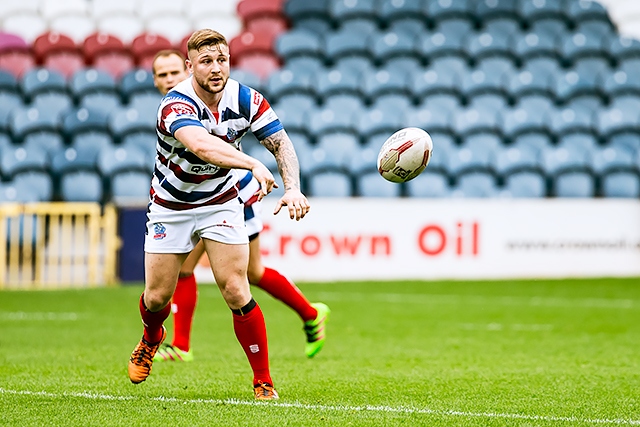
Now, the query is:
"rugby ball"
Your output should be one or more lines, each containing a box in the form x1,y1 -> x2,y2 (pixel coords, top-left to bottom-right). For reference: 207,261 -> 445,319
377,127 -> 433,183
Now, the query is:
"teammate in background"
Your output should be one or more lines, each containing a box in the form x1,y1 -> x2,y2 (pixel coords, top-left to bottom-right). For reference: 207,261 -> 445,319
128,32 -> 325,399
151,49 -> 330,364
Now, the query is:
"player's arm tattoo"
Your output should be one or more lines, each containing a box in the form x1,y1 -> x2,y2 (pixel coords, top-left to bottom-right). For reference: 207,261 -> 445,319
261,129 -> 301,191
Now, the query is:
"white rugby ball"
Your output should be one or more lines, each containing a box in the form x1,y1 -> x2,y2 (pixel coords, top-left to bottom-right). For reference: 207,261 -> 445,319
377,127 -> 433,183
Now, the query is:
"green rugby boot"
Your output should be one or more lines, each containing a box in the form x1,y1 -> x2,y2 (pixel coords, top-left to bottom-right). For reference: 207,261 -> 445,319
304,303 -> 330,358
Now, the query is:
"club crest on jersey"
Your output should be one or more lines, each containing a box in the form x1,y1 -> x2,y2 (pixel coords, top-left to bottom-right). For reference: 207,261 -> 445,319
170,103 -> 195,116
226,127 -> 238,141
153,223 -> 167,240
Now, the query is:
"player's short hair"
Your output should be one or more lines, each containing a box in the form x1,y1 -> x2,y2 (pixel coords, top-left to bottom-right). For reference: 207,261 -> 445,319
152,49 -> 186,74
187,29 -> 228,54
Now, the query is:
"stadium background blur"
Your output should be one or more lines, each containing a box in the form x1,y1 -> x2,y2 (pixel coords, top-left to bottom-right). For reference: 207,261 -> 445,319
0,0 -> 639,287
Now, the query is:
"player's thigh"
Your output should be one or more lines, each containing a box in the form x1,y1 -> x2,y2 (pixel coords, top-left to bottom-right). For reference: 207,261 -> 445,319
202,238 -> 251,308
180,240 -> 205,274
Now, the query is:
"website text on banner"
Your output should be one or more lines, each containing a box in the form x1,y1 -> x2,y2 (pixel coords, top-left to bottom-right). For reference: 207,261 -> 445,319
194,199 -> 640,282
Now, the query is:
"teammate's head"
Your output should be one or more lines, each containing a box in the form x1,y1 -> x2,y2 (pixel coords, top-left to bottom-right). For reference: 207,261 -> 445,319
152,50 -> 189,95
185,29 -> 230,96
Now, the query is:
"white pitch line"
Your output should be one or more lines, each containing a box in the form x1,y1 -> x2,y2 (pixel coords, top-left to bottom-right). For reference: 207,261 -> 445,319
1,388 -> 639,425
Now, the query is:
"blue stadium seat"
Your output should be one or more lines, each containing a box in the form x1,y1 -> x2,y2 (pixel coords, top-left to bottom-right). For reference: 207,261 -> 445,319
51,147 -> 98,178
452,172 -> 499,197
418,30 -> 471,75
70,68 -> 121,116
406,107 -> 455,142
608,36 -> 640,66
549,106 -> 595,140
507,68 -> 555,108
23,133 -> 64,158
591,145 -> 636,176
494,146 -> 543,177
379,0 -> 426,35
120,133 -> 156,168
324,29 -> 374,71
356,172 -> 402,197
0,145 -> 49,180
356,107 -> 404,143
607,134 -> 640,155
13,171 -> 53,202
272,102 -> 309,136
9,106 -> 61,141
559,130 -> 598,150
600,171 -> 640,198
0,91 -> 23,133
466,27 -> 518,69
60,170 -> 104,203
96,144 -> 150,179
565,0 -> 614,35
596,107 -> 640,143
601,70 -> 640,111
553,69 -> 604,111
266,69 -> 316,104
120,68 -> 156,103
503,171 -> 547,198
475,0 -> 522,34
500,106 -> 551,144
330,0 -> 379,34
369,29 -> 422,72
519,0 -> 570,36
447,145 -> 496,179
411,68 -> 463,109
230,68 -> 264,93
129,92 -> 162,119
284,0 -> 333,34
513,30 -> 562,69
108,107 -> 156,143
315,66 -> 365,108
542,146 -> 594,197
560,31 -> 612,74
274,29 -> 325,74
72,133 -> 115,159
110,170 -> 151,205
314,132 -> 361,172
62,107 -> 110,141
428,0 -> 476,34
20,67 -> 67,101
406,171 -> 451,198
454,107 -> 501,141
461,68 -> 510,110
553,171 -> 596,197
306,106 -> 358,140
511,133 -> 553,154
306,170 -> 353,197
362,68 -> 412,109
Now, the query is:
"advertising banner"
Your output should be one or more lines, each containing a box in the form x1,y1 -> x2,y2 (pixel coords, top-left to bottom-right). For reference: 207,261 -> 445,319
194,198 -> 640,282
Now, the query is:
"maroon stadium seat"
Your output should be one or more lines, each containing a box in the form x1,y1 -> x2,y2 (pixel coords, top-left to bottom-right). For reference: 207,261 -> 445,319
0,32 -> 35,78
131,33 -> 174,69
33,32 -> 85,78
83,32 -> 135,79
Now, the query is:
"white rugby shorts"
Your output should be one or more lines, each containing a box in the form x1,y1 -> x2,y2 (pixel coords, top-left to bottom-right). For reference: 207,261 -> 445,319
144,198 -> 248,254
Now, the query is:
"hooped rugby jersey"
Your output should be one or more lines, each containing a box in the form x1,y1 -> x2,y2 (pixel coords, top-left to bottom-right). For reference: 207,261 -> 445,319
152,76 -> 283,210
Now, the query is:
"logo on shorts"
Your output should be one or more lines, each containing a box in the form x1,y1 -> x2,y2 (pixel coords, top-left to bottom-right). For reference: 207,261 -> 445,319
226,127 -> 238,141
153,223 -> 167,240
216,220 -> 235,229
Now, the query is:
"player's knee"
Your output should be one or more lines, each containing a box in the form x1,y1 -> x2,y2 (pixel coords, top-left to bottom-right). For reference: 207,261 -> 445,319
218,276 -> 251,308
144,290 -> 172,312
246,266 -> 262,285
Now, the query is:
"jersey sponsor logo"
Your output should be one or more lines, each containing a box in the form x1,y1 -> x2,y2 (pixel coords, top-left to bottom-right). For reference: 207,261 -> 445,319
170,102 -> 196,116
153,223 -> 167,240
253,91 -> 262,106
191,164 -> 220,174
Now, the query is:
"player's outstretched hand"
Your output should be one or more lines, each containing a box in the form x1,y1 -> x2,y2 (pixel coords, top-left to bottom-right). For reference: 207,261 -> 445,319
273,189 -> 310,221
251,162 -> 276,201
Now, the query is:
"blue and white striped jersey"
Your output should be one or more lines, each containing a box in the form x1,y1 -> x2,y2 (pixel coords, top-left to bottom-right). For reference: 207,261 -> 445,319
151,76 -> 283,210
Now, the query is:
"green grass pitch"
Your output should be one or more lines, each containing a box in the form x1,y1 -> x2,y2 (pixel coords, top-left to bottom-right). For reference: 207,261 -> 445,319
1,278 -> 639,426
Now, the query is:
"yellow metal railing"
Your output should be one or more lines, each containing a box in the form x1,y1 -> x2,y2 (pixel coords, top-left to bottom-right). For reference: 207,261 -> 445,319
0,203 -> 119,289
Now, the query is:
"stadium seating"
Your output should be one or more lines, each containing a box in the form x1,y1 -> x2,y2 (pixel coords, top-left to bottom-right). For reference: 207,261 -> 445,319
0,0 -> 639,202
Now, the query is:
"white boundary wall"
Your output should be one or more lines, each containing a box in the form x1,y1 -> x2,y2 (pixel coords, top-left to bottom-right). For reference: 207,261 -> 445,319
195,198 -> 640,282
596,0 -> 640,40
